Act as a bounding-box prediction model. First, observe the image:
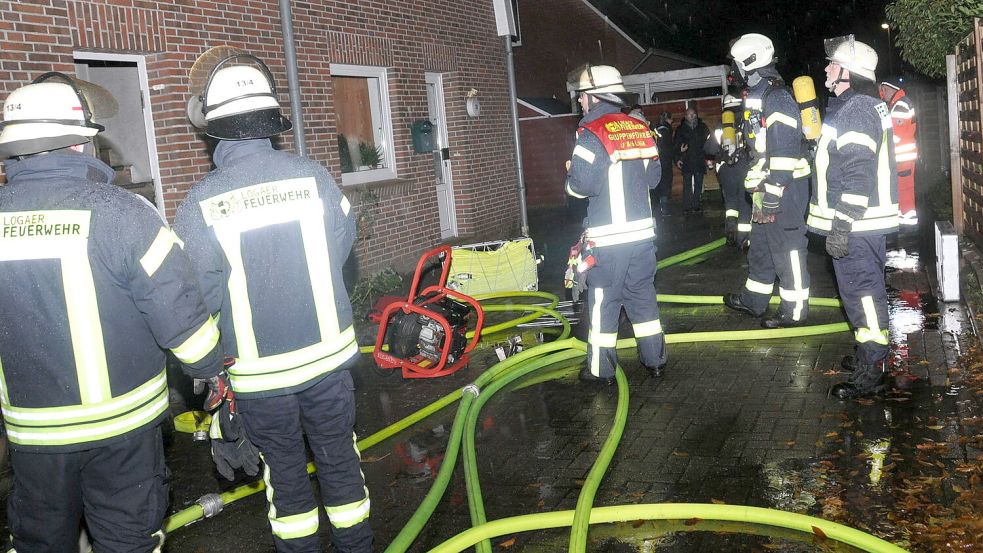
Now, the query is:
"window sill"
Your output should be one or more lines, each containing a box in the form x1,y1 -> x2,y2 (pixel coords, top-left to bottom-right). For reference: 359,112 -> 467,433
344,178 -> 415,201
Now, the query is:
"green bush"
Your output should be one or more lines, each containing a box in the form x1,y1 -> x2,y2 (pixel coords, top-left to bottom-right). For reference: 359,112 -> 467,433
887,0 -> 983,78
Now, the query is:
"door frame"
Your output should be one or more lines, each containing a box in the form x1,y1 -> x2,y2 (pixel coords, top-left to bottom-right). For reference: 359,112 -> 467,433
425,72 -> 459,239
73,51 -> 165,217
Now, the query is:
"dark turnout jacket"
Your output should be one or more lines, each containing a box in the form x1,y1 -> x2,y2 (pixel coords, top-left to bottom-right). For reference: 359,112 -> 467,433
174,139 -> 359,399
0,152 -> 223,452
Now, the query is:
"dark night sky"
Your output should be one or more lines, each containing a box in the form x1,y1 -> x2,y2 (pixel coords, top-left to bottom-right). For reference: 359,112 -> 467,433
589,0 -> 902,85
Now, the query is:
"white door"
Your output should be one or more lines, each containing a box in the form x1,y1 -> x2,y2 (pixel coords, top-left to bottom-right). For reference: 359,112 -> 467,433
74,52 -> 164,215
425,73 -> 458,239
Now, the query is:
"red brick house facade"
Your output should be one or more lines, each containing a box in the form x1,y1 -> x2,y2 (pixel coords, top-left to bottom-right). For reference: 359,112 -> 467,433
0,1 -> 522,273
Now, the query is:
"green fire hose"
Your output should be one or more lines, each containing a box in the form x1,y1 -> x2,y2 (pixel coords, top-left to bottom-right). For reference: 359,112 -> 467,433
163,237 -> 904,553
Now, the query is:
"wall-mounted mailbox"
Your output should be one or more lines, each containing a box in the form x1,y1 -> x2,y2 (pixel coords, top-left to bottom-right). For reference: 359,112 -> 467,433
411,120 -> 435,153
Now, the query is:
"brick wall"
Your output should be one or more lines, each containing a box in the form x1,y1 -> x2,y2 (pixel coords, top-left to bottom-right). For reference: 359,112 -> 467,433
0,0 -> 521,274
519,113 -> 578,207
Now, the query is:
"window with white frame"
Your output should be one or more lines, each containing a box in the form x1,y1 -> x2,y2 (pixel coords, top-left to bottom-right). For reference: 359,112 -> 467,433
331,64 -> 396,185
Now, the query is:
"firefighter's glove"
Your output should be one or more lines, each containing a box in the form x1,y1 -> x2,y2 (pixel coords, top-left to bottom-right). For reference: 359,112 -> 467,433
201,356 -> 236,411
209,398 -> 260,481
825,218 -> 852,259
724,217 -> 737,245
751,191 -> 775,224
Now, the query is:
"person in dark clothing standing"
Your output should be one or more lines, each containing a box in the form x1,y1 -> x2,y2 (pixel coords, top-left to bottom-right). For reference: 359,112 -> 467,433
674,108 -> 710,213
565,63 -> 667,384
176,49 -> 372,553
723,33 -> 813,329
809,36 -> 899,399
654,111 -> 675,216
0,73 -> 224,553
705,94 -> 752,247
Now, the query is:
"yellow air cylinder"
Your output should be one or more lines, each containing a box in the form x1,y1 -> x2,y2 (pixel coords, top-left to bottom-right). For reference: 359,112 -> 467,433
792,76 -> 821,140
721,110 -> 736,150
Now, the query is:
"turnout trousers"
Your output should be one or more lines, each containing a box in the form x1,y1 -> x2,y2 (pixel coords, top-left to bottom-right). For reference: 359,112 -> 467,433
237,371 -> 372,553
719,163 -> 751,241
585,240 -> 666,378
739,220 -> 810,321
6,425 -> 167,553
833,234 -> 890,365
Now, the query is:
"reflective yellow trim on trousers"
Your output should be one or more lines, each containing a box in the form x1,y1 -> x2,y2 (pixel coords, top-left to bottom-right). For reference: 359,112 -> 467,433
855,296 -> 889,345
151,530 -> 164,553
259,455 -> 321,539
856,328 -> 889,345
744,278 -> 773,295
589,329 -> 618,348
589,288 -> 604,377
787,249 -> 807,321
4,384 -> 168,447
270,507 -> 320,539
633,319 -> 663,337
229,329 -> 359,394
725,209 -> 739,219
171,316 -> 220,365
325,488 -> 371,529
139,227 -> 183,278
737,223 -> 752,232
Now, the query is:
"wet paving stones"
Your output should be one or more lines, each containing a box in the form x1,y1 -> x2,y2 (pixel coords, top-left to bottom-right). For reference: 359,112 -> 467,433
22,198 -> 977,552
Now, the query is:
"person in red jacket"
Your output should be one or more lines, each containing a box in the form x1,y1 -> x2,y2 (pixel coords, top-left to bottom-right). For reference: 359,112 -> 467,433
879,80 -> 917,226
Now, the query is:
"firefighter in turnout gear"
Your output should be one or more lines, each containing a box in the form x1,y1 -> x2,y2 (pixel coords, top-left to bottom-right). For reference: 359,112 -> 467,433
810,36 -> 899,399
723,33 -> 813,329
0,73 -> 224,552
706,93 -> 752,248
565,63 -> 667,383
879,80 -> 918,226
175,49 -> 372,552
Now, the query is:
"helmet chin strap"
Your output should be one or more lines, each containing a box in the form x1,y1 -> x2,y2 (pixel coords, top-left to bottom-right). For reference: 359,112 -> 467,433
827,66 -> 847,92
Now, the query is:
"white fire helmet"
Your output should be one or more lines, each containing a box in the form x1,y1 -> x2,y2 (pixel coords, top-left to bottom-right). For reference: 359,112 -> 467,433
0,72 -> 117,159
825,35 -> 878,82
722,94 -> 742,109
566,63 -> 631,106
187,47 -> 291,140
729,34 -> 775,74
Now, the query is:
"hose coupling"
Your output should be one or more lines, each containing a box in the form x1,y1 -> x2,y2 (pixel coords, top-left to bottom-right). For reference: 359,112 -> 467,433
196,493 -> 225,518
462,383 -> 480,397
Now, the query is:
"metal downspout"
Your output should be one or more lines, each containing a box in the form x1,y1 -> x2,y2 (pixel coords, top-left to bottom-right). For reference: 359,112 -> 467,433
505,37 -> 529,236
278,0 -> 306,156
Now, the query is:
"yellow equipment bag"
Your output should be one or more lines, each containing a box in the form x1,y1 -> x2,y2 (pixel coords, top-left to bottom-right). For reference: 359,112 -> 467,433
447,237 -> 538,296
